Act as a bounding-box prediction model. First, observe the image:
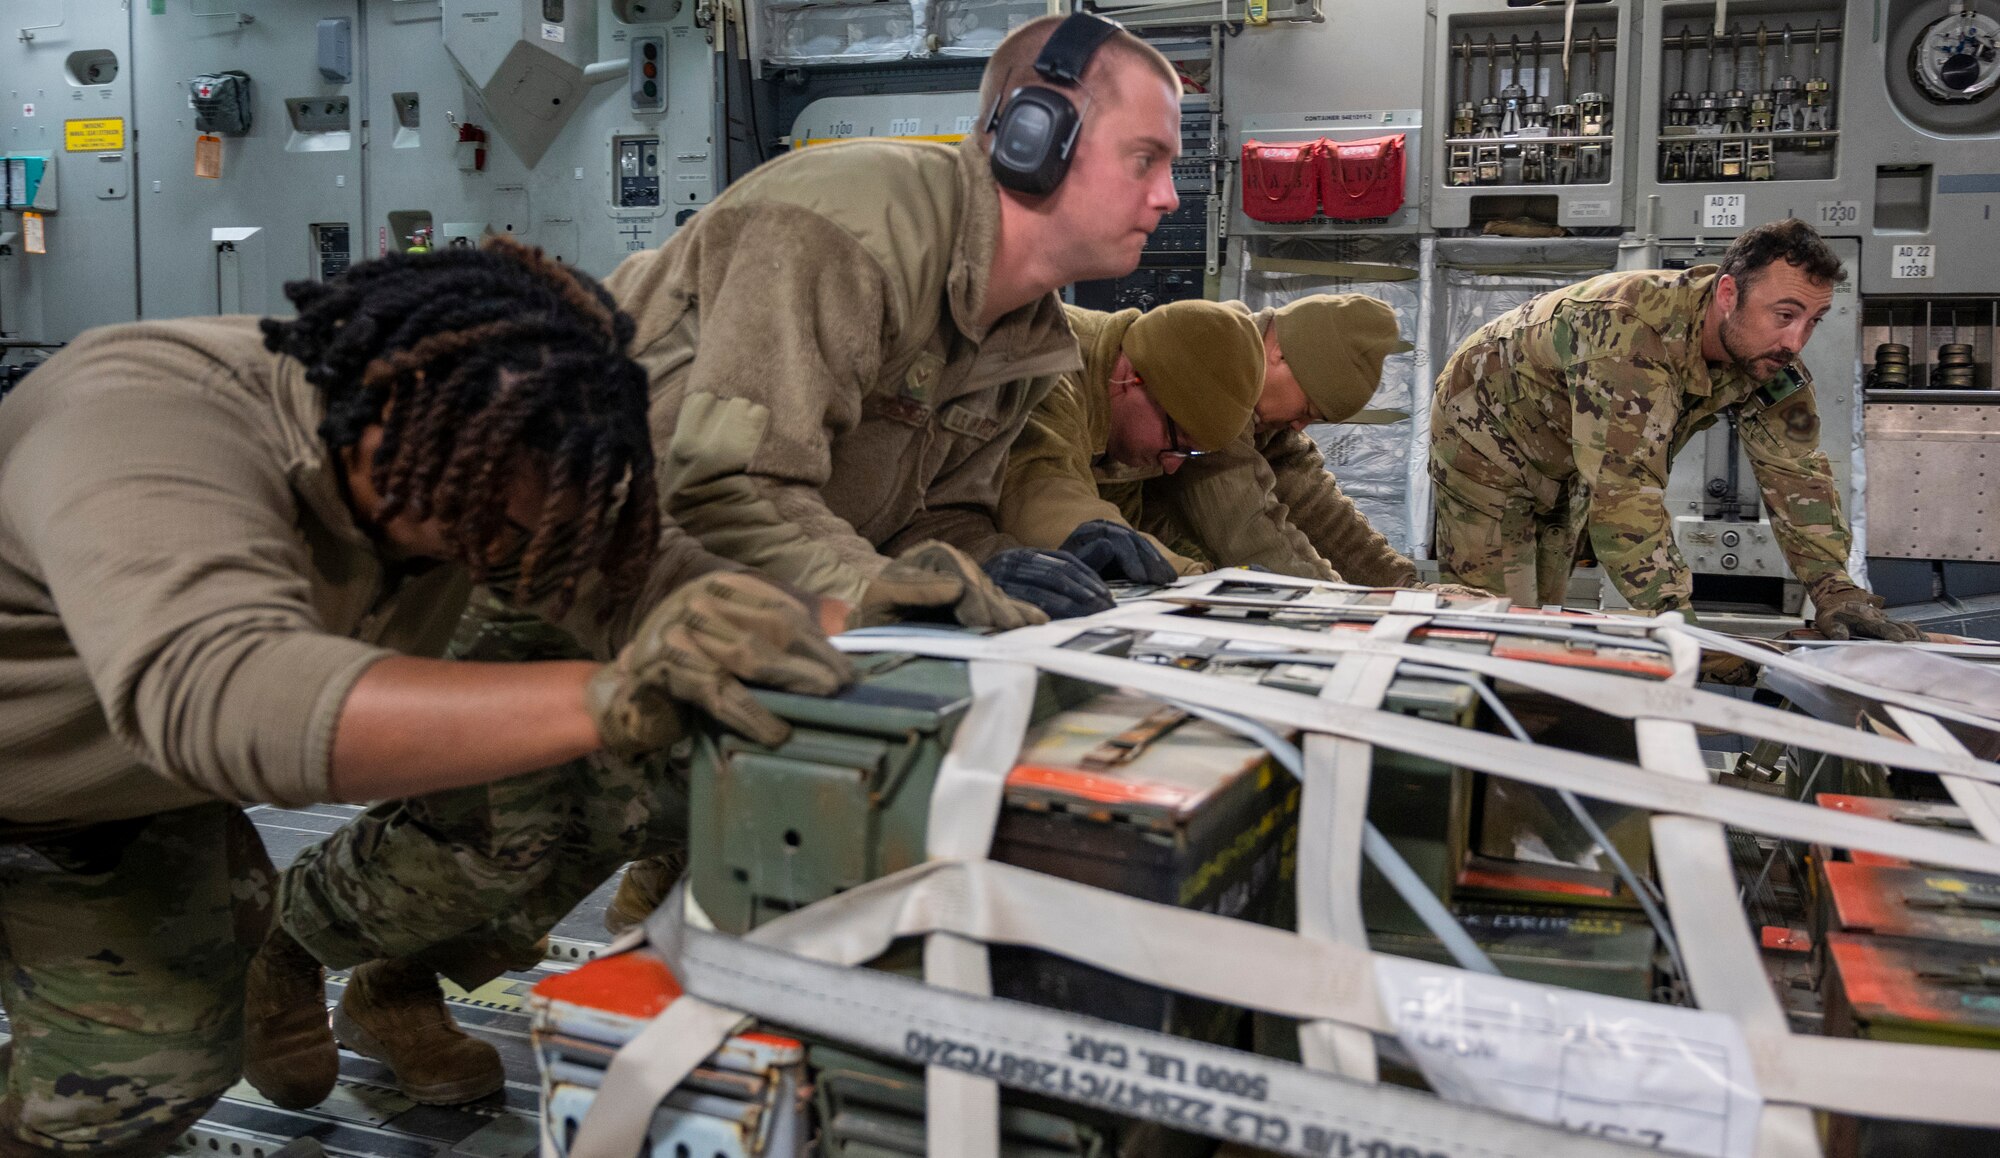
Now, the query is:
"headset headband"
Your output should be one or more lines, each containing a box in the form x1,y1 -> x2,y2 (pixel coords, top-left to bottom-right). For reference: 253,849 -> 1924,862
1032,12 -> 1120,88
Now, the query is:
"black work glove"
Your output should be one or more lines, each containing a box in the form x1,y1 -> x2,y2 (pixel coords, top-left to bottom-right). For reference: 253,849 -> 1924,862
1814,588 -> 1926,643
852,541 -> 1047,630
1057,520 -> 1179,585
981,548 -> 1115,619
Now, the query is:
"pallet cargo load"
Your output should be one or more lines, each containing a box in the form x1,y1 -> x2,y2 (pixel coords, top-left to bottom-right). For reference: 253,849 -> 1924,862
529,573 -> 2000,1158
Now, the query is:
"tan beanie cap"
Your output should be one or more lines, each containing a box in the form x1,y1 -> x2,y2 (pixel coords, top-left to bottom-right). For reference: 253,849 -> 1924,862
1270,294 -> 1409,425
1122,300 -> 1263,451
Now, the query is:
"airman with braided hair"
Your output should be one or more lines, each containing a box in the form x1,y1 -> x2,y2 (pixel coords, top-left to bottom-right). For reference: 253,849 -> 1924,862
0,236 -> 851,1157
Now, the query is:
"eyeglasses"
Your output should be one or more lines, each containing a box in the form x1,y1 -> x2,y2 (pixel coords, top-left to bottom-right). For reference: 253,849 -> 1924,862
1115,370 -> 1208,470
1159,413 -> 1207,470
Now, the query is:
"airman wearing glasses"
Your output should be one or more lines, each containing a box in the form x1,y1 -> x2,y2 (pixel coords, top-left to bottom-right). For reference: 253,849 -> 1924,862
1145,293 -> 1435,586
998,299 -> 1264,584
1001,294 -> 1455,588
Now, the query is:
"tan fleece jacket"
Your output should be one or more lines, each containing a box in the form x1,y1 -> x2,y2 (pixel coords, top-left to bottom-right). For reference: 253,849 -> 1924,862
606,136 -> 1082,605
0,317 -> 725,830
1136,428 -> 1417,585
998,307 -> 1207,575
0,318 -> 468,828
1005,305 -> 1393,582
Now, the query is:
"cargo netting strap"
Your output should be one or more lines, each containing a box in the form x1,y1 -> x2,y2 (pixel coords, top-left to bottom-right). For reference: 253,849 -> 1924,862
1890,707 -> 2000,842
1635,628 -> 1823,1158
563,573 -> 2000,1158
631,863 -> 1649,1158
1296,611 -> 1425,1081
919,661 -> 1039,1158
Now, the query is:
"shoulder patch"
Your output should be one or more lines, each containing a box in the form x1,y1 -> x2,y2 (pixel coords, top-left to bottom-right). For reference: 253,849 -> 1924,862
1755,367 -> 1807,409
1757,372 -> 1820,446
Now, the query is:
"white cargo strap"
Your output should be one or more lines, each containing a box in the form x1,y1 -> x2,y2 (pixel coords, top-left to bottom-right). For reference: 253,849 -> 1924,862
822,633 -> 2000,1128
1633,631 -> 1815,1158
830,634 -> 2000,875
1650,816 -> 1819,1158
1296,613 -> 1423,1080
568,730 -> 2000,1154
1887,705 -> 2000,843
574,851 -> 2000,1156
1389,588 -> 1441,612
1109,611 -> 2000,788
561,988 -> 749,1158
920,661 -> 1038,1158
1172,568 -> 1649,628
1158,590 -> 1643,628
1684,624 -> 2000,738
1159,696 -> 1500,975
620,864 -> 1648,1158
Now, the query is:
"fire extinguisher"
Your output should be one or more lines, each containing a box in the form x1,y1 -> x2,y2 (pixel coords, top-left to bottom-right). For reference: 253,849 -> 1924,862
449,113 -> 487,172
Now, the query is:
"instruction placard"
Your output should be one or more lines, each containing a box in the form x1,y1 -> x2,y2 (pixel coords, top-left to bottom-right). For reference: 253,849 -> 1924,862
1702,194 -> 1745,231
1891,243 -> 1935,280
1374,956 -> 1762,1157
64,118 -> 125,152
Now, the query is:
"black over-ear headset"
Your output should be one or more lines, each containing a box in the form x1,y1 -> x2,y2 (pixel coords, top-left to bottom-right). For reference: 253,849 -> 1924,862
986,12 -> 1122,196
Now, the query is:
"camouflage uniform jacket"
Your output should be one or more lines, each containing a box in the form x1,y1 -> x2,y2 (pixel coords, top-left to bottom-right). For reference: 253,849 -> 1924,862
607,136 -> 1082,605
1430,265 -> 1853,610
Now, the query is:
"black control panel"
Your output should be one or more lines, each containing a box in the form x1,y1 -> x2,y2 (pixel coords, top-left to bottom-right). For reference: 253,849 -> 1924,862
1072,267 -> 1205,313
616,137 -> 662,207
312,223 -> 351,281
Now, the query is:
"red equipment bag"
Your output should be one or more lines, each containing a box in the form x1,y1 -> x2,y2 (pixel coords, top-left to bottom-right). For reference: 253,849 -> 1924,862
1317,133 -> 1406,221
1239,138 -> 1322,223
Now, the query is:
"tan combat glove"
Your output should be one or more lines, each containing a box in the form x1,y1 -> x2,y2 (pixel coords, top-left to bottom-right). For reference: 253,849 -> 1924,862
1419,581 -> 1503,601
1697,652 -> 1759,686
850,541 -> 1049,630
1813,587 -> 1925,643
588,573 -> 855,754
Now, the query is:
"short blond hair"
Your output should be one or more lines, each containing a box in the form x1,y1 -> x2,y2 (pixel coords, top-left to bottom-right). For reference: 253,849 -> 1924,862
976,14 -> 1181,142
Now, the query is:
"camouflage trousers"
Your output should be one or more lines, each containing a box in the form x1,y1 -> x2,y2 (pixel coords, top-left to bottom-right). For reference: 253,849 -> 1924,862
0,803 -> 272,1156
278,595 -> 689,992
1429,459 -> 1583,609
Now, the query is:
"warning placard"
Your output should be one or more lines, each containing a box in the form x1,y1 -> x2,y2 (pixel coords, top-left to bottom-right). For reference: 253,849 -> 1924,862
65,118 -> 125,152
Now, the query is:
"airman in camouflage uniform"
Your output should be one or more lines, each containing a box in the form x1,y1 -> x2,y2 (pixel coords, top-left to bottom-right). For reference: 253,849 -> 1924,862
0,804 -> 271,1156
1428,219 -> 1918,640
0,241 -> 781,1155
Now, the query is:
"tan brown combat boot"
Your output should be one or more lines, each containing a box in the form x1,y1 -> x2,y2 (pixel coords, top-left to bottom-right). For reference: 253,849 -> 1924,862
603,852 -> 683,935
242,927 -> 339,1110
331,959 -> 503,1105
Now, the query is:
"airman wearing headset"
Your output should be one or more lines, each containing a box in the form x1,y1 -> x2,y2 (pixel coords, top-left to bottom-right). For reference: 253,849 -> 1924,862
604,10 -> 1186,622
251,12 -> 1188,1112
